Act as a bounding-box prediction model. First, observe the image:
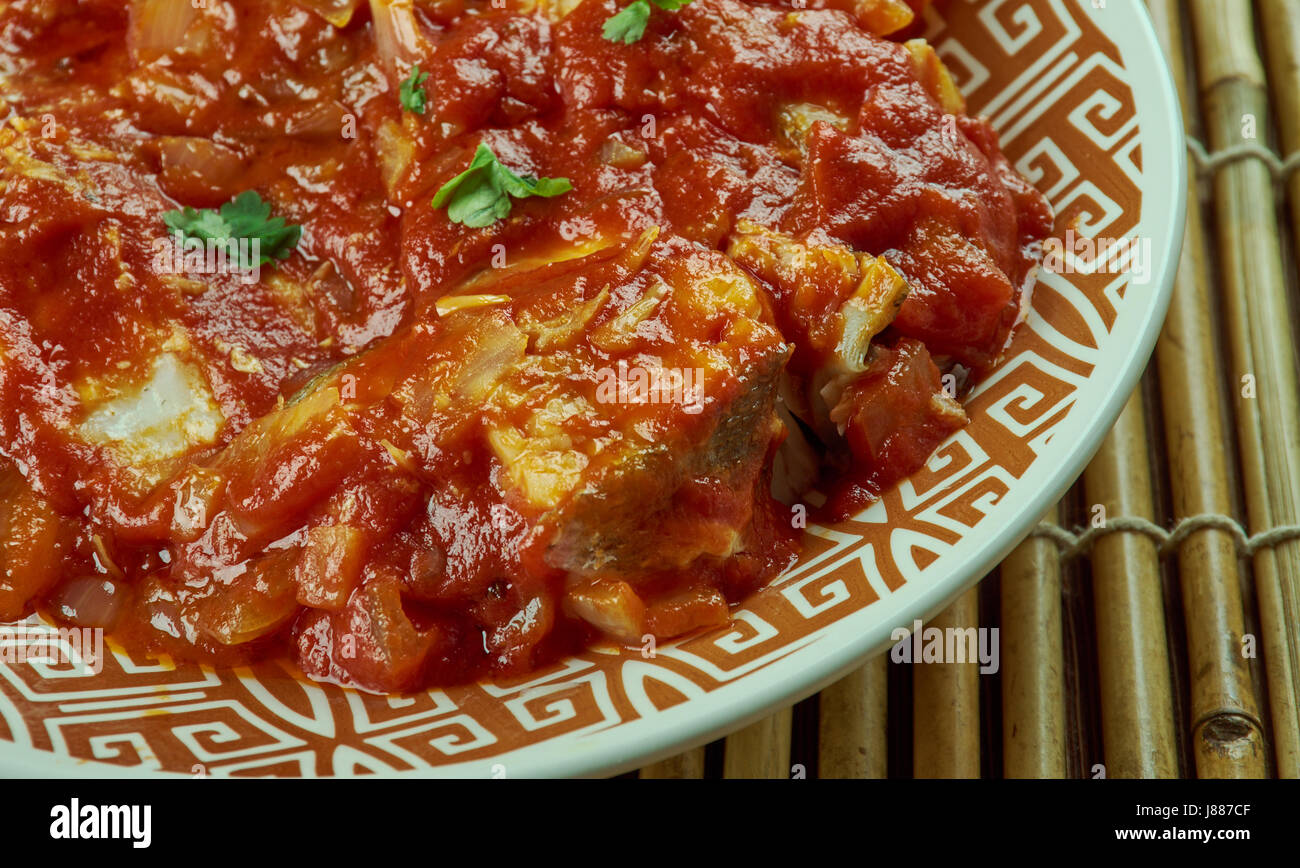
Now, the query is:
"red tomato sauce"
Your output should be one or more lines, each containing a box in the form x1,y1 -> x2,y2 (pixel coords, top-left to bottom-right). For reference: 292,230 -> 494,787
0,0 -> 1050,691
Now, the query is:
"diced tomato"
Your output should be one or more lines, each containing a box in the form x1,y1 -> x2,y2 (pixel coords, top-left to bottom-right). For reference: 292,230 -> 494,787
887,218 -> 1018,373
224,424 -> 364,541
824,338 -> 966,516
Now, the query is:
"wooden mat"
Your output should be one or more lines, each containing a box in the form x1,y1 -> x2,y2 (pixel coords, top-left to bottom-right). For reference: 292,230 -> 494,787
634,0 -> 1300,780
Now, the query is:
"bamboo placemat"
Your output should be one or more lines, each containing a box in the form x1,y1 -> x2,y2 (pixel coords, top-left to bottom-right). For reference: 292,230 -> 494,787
633,0 -> 1300,780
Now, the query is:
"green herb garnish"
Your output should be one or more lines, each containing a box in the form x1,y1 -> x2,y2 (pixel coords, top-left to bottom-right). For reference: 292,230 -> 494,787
162,191 -> 302,268
602,0 -> 693,44
399,64 -> 431,115
431,143 -> 572,228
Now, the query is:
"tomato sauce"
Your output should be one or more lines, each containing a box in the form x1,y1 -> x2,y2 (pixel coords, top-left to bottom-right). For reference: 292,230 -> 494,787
0,0 -> 1050,691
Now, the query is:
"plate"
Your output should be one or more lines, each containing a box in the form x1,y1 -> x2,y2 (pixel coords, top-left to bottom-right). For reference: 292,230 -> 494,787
0,0 -> 1185,778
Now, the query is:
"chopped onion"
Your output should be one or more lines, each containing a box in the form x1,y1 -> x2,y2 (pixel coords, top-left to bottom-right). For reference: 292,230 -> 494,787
159,136 -> 243,179
369,0 -> 426,71
642,585 -> 730,638
344,573 -> 439,690
129,0 -> 198,62
448,315 -> 527,401
199,552 -> 300,645
299,0 -> 365,28
89,534 -> 124,579
434,294 -> 512,316
539,0 -> 585,22
903,39 -> 967,115
51,576 -> 128,630
853,0 -> 916,36
294,525 -> 367,611
157,137 -> 246,202
284,101 -> 350,140
599,137 -> 648,169
374,119 -> 415,200
563,581 -> 645,645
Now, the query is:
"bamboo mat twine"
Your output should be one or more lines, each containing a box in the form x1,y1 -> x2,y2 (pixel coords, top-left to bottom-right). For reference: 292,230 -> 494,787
635,0 -> 1300,779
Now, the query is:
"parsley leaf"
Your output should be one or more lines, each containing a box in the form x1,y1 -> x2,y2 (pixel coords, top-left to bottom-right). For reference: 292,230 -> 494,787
399,65 -> 431,115
603,0 -> 652,43
432,144 -> 572,228
162,191 -> 302,269
603,0 -> 693,44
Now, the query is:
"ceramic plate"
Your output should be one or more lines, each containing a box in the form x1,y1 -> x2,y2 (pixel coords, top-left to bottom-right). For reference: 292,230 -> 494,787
0,0 -> 1185,778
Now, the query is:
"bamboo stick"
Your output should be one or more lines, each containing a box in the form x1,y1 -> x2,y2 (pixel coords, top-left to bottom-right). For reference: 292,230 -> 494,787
817,655 -> 888,778
639,746 -> 706,779
1083,391 -> 1181,777
1251,0 -> 1300,779
722,707 -> 792,779
1189,0 -> 1300,778
912,588 -> 981,778
999,506 -> 1067,778
1259,0 -> 1300,250
1147,0 -> 1273,779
